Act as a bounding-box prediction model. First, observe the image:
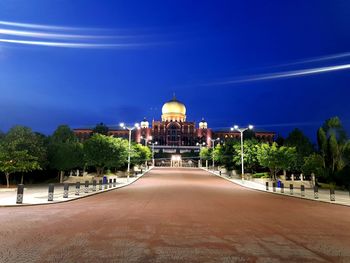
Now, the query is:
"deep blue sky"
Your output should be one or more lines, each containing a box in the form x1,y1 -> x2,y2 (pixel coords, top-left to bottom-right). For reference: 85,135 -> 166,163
0,0 -> 349,140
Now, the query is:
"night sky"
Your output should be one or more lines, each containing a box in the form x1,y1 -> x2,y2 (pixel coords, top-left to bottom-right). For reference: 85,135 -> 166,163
0,0 -> 349,141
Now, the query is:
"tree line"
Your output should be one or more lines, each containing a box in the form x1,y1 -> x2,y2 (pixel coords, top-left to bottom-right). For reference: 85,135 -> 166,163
200,117 -> 350,186
0,125 -> 151,187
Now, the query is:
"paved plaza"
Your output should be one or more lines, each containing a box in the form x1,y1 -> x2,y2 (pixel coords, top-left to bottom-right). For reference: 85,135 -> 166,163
1,168 -> 350,262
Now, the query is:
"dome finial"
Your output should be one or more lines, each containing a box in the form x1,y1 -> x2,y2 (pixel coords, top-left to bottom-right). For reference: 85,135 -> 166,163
172,92 -> 176,101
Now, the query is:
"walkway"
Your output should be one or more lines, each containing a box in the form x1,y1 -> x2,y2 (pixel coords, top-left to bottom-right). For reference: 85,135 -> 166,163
0,168 -> 349,262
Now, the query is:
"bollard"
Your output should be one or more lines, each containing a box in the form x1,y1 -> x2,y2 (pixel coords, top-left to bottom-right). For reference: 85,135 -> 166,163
330,188 -> 335,201
272,182 -> 276,192
16,184 -> 24,204
113,178 -> 116,187
99,179 -> 103,191
301,185 -> 305,197
48,184 -> 54,201
265,182 -> 269,191
104,180 -> 108,190
314,185 -> 318,199
219,171 -> 222,176
92,180 -> 97,192
281,182 -> 284,193
63,183 -> 69,198
290,184 -> 293,195
75,182 -> 80,195
109,179 -> 112,188
84,181 -> 89,193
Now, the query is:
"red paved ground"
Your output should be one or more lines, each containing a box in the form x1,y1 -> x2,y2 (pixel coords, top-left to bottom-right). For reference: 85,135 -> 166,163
1,168 -> 350,263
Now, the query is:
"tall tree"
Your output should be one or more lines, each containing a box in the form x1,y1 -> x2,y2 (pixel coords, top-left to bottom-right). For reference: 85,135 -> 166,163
48,125 -> 82,182
84,134 -> 128,175
317,117 -> 349,181
51,125 -> 77,143
131,144 -> 151,166
232,139 -> 259,173
285,128 -> 314,171
49,142 -> 84,183
200,147 -> 212,167
212,141 -> 236,171
256,142 -> 297,180
93,123 -> 109,135
302,153 -> 325,179
0,126 -> 45,187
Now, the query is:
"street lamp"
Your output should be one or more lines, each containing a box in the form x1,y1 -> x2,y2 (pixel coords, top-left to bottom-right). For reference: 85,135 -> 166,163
210,138 -> 220,170
148,140 -> 158,167
196,142 -> 206,167
231,124 -> 254,179
120,122 -> 140,182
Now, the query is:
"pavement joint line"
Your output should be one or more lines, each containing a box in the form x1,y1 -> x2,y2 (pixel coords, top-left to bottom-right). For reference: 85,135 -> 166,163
0,167 -> 153,208
201,168 -> 350,208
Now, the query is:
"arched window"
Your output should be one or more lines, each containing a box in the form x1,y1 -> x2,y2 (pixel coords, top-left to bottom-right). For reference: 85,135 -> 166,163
167,123 -> 181,145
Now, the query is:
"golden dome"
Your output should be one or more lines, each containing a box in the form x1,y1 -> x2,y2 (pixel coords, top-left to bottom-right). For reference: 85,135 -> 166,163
161,95 -> 186,122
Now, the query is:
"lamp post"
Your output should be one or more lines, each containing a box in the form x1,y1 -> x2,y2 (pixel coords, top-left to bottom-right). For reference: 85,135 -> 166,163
210,138 -> 220,170
149,140 -> 158,167
196,142 -> 206,167
231,124 -> 254,179
120,122 -> 140,182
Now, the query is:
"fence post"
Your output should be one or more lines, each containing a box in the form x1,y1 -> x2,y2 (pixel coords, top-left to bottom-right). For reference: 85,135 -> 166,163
16,184 -> 24,204
92,180 -> 97,192
109,179 -> 112,188
314,185 -> 318,199
290,184 -> 293,195
330,188 -> 335,201
272,182 -> 276,192
280,182 -> 284,193
63,183 -> 69,198
265,182 -> 269,191
99,179 -> 102,190
113,178 -> 116,187
84,181 -> 89,193
75,182 -> 80,195
301,185 -> 305,197
48,184 -> 54,201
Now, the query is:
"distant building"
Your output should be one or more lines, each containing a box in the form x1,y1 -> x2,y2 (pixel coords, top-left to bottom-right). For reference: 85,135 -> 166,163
74,95 -> 275,151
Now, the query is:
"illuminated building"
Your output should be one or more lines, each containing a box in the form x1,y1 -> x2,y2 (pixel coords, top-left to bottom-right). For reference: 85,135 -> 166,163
74,95 -> 275,151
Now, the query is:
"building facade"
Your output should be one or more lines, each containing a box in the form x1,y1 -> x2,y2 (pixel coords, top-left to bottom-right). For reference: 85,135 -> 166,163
74,95 -> 275,149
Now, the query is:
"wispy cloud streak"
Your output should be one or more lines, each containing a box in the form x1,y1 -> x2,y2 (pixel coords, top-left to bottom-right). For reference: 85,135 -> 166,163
0,28 -> 127,40
272,52 -> 350,68
201,64 -> 350,86
0,20 -> 84,31
0,39 -> 143,48
0,20 -> 156,49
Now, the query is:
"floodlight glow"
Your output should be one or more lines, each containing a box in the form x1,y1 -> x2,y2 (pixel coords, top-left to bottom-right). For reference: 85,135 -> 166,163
134,123 -> 140,128
119,122 -> 125,128
249,125 -> 254,130
234,125 -> 239,129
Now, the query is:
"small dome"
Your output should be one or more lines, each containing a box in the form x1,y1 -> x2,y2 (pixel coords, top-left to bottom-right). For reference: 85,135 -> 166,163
199,118 -> 207,129
140,117 -> 149,128
161,94 -> 186,122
